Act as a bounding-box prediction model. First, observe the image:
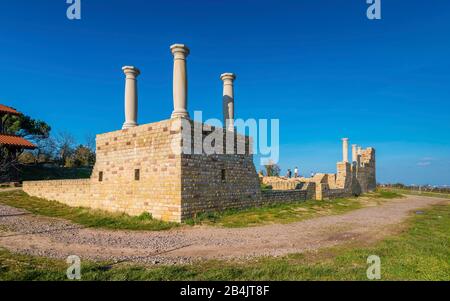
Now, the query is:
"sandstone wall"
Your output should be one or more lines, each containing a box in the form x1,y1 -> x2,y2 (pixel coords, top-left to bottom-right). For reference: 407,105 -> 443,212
180,120 -> 262,219
259,146 -> 376,201
324,188 -> 349,199
358,148 -> 376,192
24,119 -> 183,222
23,179 -> 91,207
23,119 -> 279,223
261,190 -> 307,203
90,119 -> 182,221
261,177 -> 303,190
23,118 -> 377,223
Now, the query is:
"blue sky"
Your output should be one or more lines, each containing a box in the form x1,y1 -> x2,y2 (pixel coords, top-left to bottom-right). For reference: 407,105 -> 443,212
1,0 -> 449,185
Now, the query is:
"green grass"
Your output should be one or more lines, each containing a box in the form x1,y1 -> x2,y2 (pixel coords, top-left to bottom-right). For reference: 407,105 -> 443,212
260,183 -> 273,191
0,190 -> 403,230
185,191 -> 403,228
1,202 -> 448,281
381,188 -> 450,199
19,165 -> 92,181
0,191 -> 178,231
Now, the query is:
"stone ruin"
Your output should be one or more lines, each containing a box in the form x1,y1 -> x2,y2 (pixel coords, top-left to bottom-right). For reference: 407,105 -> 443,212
261,138 -> 376,200
23,44 -> 376,222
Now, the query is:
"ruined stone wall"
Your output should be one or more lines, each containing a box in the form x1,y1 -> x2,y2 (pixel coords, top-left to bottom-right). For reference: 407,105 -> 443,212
358,148 -> 376,192
261,177 -> 303,190
23,118 -> 287,223
261,190 -> 307,203
301,182 -> 316,200
336,162 -> 352,190
23,118 -> 377,223
25,119 -> 183,222
180,120 -> 262,219
259,146 -> 376,201
89,119 -> 183,221
324,188 -> 349,199
23,179 -> 92,207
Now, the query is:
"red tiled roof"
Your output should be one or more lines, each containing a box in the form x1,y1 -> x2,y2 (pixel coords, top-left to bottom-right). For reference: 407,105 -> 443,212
0,134 -> 36,149
0,104 -> 20,115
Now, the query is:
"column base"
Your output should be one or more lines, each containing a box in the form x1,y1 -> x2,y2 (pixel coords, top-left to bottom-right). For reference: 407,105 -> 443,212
171,111 -> 190,119
122,122 -> 138,129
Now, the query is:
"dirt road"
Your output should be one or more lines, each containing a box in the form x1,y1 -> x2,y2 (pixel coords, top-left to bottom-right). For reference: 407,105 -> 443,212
0,195 -> 447,264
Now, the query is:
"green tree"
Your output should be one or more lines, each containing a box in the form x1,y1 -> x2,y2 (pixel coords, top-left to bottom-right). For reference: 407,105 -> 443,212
264,160 -> 281,177
68,145 -> 96,167
55,132 -> 75,167
1,112 -> 51,181
1,114 -> 50,141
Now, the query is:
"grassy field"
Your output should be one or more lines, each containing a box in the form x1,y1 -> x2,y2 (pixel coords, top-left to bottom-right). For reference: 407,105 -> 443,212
0,202 -> 448,281
0,190 -> 177,231
185,190 -> 401,227
0,190 -> 401,230
380,188 -> 450,199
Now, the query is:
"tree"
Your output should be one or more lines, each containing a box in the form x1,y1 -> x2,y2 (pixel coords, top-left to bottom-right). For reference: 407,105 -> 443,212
69,145 -> 95,167
34,137 -> 58,163
55,132 -> 76,167
264,160 -> 281,177
1,113 -> 51,181
2,114 -> 50,142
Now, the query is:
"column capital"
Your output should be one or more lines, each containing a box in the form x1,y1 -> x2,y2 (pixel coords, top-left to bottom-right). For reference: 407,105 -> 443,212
122,66 -> 141,78
342,137 -> 349,141
170,44 -> 190,60
220,73 -> 236,82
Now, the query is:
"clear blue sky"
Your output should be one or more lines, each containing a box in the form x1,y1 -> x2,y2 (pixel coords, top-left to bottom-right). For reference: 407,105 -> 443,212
1,1 -> 449,185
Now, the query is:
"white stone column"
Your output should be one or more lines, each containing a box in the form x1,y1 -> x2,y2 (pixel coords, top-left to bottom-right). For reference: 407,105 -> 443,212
357,146 -> 362,155
352,144 -> 358,163
170,44 -> 190,119
220,73 -> 236,131
122,66 -> 140,129
342,138 -> 349,163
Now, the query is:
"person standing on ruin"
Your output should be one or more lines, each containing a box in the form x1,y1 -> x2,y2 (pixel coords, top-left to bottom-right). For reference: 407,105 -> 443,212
286,169 -> 292,178
294,167 -> 299,178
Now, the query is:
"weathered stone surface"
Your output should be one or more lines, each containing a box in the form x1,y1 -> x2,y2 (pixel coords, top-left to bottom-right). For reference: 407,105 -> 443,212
261,145 -> 376,201
24,118 -> 308,223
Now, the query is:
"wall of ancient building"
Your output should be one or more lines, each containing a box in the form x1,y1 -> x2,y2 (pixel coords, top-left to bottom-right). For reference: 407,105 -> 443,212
261,190 -> 307,203
25,119 -> 183,222
357,148 -> 376,193
23,179 -> 92,207
24,118 -> 313,223
179,120 -> 262,219
261,177 -> 303,190
24,117 -> 377,223
259,146 -> 376,201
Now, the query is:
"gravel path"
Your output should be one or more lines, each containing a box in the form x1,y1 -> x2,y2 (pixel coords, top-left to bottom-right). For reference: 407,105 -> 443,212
0,195 -> 447,265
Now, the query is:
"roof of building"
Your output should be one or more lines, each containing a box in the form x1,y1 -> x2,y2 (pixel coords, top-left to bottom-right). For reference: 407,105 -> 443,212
0,134 -> 36,149
0,104 -> 21,115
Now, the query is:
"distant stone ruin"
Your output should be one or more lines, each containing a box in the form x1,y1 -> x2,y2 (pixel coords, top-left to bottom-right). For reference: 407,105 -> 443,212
261,139 -> 376,200
23,44 -> 376,222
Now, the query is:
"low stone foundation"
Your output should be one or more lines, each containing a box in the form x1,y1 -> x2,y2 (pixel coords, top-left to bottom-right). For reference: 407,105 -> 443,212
23,179 -> 92,208
261,189 -> 307,203
23,119 -> 264,223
